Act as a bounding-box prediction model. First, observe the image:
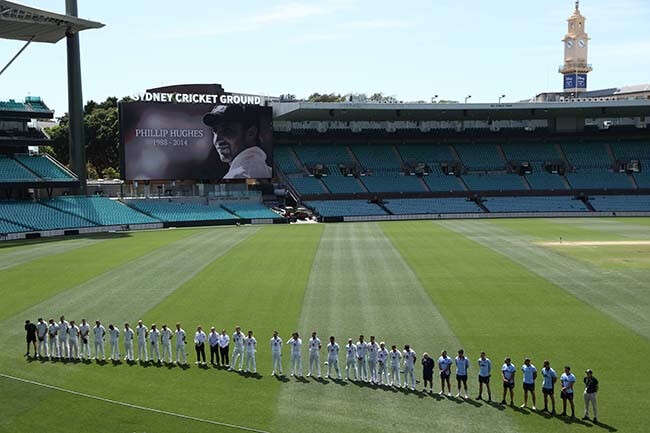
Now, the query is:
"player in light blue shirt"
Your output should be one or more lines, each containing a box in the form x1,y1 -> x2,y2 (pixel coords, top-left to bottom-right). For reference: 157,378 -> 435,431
501,357 -> 516,406
454,349 -> 469,399
560,366 -> 576,418
520,358 -> 538,410
438,350 -> 453,396
541,360 -> 557,414
477,351 -> 492,401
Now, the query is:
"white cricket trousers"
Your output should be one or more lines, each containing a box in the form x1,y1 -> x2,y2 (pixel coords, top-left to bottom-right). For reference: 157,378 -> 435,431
58,338 -> 68,358
150,342 -> 160,362
309,352 -> 321,376
368,359 -> 377,382
231,347 -> 244,370
38,338 -> 48,357
378,361 -> 388,384
124,340 -> 134,361
390,365 -> 401,386
584,392 -> 598,418
110,339 -> 120,360
346,357 -> 357,379
162,341 -> 173,363
80,340 -> 91,359
328,358 -> 341,378
137,340 -> 147,361
404,366 -> 415,388
176,344 -> 186,364
244,352 -> 256,372
68,340 -> 79,359
290,353 -> 302,376
357,358 -> 368,381
48,338 -> 58,358
271,352 -> 283,374
94,339 -> 104,359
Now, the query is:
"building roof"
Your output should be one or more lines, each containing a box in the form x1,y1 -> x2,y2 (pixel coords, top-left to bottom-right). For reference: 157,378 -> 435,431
0,97 -> 54,119
616,84 -> 650,95
272,100 -> 650,122
0,0 -> 103,43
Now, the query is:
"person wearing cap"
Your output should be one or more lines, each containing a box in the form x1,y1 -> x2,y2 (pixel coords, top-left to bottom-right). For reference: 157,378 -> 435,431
501,357 -> 516,405
520,357 -> 537,410
541,360 -> 557,414
582,369 -> 599,423
560,365 -> 576,418
24,320 -> 37,358
202,104 -> 272,180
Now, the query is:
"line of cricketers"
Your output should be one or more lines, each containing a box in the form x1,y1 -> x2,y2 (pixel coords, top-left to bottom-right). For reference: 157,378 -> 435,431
26,317 -> 599,421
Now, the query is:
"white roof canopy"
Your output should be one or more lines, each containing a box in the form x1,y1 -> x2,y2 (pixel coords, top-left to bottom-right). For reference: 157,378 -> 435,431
0,0 -> 103,43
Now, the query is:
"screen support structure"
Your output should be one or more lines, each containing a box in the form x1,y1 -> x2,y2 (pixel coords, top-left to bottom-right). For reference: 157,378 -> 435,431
65,0 -> 87,193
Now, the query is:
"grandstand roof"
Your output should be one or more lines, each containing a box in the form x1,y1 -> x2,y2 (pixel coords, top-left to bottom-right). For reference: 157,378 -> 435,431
0,0 -> 104,43
272,99 -> 650,121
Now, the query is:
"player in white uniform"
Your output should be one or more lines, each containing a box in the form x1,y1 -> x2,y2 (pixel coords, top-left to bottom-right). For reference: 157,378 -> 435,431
377,342 -> 389,385
36,318 -> 48,359
47,319 -> 59,360
389,345 -> 402,387
67,320 -> 80,360
326,336 -> 341,379
307,331 -> 322,378
93,320 -> 105,360
149,324 -> 161,363
229,326 -> 245,371
367,336 -> 380,384
243,330 -> 257,373
57,316 -> 69,359
287,332 -> 303,377
175,323 -> 187,365
270,330 -> 283,376
108,324 -> 120,361
135,320 -> 148,362
345,339 -> 358,380
79,319 -> 91,360
356,335 -> 368,382
403,345 -> 417,391
123,323 -> 135,362
161,324 -> 173,363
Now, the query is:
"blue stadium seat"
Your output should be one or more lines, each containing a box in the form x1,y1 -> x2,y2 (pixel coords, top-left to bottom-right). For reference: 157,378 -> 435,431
0,219 -> 31,234
305,200 -> 387,217
453,143 -> 506,170
566,169 -> 634,190
125,200 -> 238,222
360,175 -> 427,193
383,198 -> 483,214
397,143 -> 457,163
0,155 -> 40,182
321,176 -> 366,193
293,144 -> 355,166
501,142 -> 562,162
483,196 -> 588,212
588,195 -> 650,212
220,202 -> 281,219
287,176 -> 328,195
14,155 -> 75,181
45,196 -> 158,225
0,201 -> 96,230
274,146 -> 304,175
462,173 -> 527,191
423,175 -> 466,192
351,144 -> 402,172
561,142 -> 612,168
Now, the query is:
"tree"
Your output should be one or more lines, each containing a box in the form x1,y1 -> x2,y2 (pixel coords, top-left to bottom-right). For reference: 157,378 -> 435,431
101,167 -> 120,179
307,92 -> 346,102
86,162 -> 99,180
44,96 -> 121,175
279,94 -> 297,102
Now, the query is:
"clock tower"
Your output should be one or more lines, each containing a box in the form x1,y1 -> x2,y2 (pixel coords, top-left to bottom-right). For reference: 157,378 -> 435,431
559,1 -> 592,93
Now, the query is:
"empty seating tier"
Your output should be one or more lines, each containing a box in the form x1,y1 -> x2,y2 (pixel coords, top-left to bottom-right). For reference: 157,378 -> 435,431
462,173 -> 527,191
0,201 -> 96,231
453,143 -> 505,170
293,144 -> 355,166
45,196 -> 158,225
0,155 -> 40,182
397,143 -> 457,163
383,198 -> 483,214
589,195 -> 650,212
351,144 -> 402,172
501,142 -> 562,162
14,155 -> 76,181
482,196 -> 588,212
561,142 -> 612,168
125,200 -> 237,222
220,202 -> 280,219
321,176 -> 366,194
566,170 -> 634,190
305,200 -> 387,217
287,176 -> 327,195
361,175 -> 427,193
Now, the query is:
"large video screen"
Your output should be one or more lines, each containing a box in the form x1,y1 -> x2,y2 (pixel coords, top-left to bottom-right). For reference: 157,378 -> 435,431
120,101 -> 273,181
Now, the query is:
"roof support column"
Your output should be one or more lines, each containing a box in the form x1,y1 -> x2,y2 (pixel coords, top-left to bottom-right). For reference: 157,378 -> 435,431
65,0 -> 87,194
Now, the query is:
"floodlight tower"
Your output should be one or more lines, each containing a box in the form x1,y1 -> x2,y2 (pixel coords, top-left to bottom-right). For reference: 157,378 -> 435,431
66,0 -> 86,193
559,1 -> 592,94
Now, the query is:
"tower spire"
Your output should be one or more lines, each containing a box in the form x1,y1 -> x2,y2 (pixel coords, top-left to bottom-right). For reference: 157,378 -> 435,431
575,0 -> 580,11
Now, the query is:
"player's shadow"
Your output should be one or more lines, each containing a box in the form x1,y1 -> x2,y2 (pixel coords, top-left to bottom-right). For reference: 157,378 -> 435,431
561,416 -> 592,427
592,420 -> 617,432
330,378 -> 348,386
110,360 -> 123,367
510,405 -> 530,415
241,371 -> 262,380
274,374 -> 290,383
95,359 -> 108,366
294,376 -> 310,384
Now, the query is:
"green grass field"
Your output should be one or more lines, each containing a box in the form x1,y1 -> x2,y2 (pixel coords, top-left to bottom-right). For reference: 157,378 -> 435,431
1,218 -> 649,433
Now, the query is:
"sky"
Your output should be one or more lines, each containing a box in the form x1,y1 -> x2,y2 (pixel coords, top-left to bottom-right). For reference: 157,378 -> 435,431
1,0 -> 649,115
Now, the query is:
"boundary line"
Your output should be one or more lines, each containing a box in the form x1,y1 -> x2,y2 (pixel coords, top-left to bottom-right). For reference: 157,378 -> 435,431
0,373 -> 270,433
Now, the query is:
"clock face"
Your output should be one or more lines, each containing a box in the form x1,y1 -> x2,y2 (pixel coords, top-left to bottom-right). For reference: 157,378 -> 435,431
578,39 -> 585,48
566,40 -> 574,48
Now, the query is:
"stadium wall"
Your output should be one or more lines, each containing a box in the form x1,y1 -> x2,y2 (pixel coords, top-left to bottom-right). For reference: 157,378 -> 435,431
339,211 -> 650,223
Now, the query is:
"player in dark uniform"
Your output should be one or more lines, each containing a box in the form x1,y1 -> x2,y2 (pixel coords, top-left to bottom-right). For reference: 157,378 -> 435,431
25,320 -> 37,357
421,353 -> 435,393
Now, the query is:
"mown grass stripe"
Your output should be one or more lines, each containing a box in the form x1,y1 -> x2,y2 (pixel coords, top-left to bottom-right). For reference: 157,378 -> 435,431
0,236 -> 107,271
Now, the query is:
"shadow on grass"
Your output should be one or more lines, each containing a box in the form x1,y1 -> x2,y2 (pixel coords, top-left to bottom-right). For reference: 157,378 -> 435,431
0,231 -> 133,249
274,374 -> 290,383
593,420 -> 617,432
